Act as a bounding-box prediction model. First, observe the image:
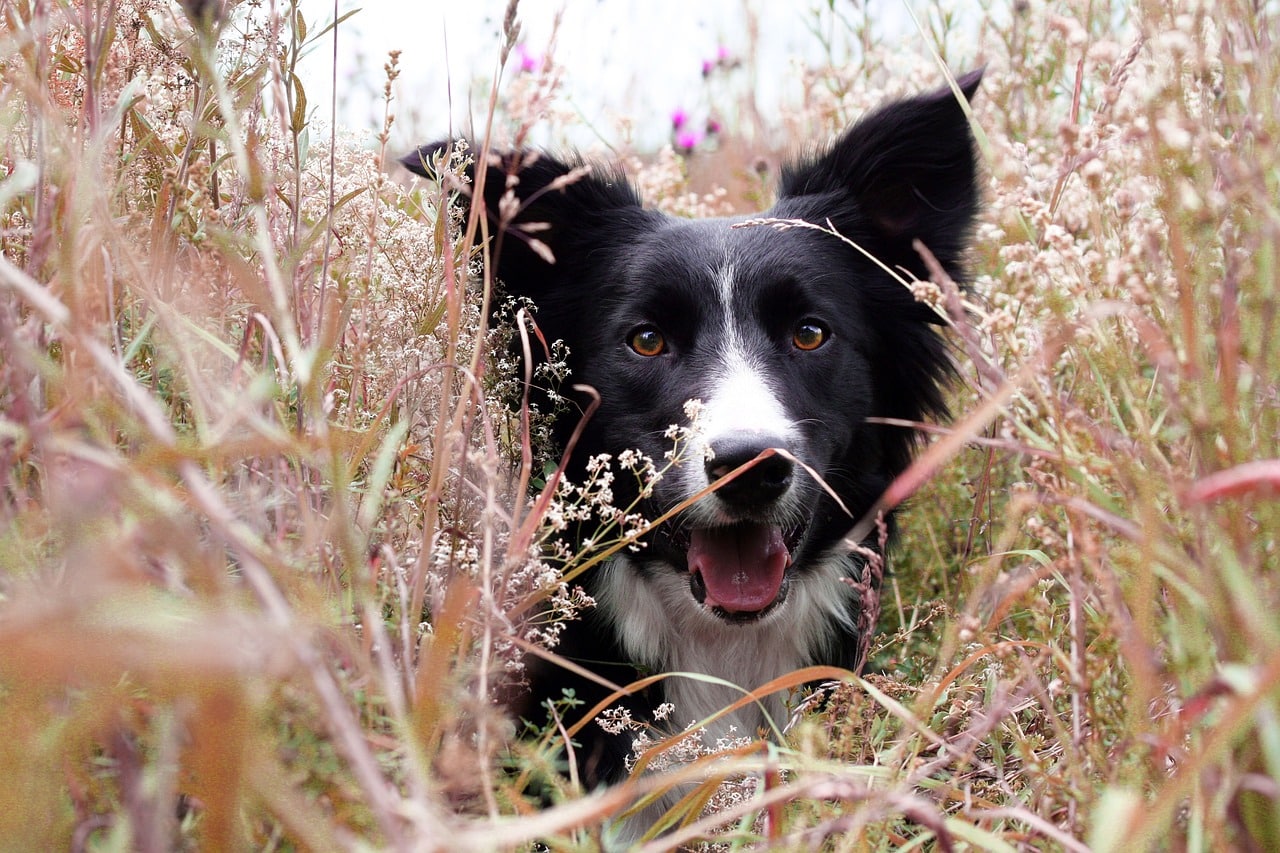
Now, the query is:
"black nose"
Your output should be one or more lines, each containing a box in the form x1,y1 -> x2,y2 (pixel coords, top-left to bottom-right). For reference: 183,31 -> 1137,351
705,434 -> 794,506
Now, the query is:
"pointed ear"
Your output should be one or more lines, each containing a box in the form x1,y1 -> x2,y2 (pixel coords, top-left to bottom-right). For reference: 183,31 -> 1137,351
399,141 -> 653,300
778,68 -> 983,274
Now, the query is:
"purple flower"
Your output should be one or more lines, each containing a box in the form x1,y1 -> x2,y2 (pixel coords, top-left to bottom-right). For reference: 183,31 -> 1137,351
716,44 -> 731,63
671,108 -> 688,130
705,118 -> 722,135
514,43 -> 541,73
676,130 -> 703,151
701,59 -> 714,77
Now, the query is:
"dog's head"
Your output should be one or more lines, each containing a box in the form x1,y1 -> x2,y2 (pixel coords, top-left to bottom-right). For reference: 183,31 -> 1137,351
403,70 -> 982,622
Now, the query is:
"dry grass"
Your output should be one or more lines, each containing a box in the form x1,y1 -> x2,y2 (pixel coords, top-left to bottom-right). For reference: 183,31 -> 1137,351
1,0 -> 1278,849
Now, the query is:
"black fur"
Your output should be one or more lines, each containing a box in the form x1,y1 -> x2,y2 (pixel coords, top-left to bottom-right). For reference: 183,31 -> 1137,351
403,69 -> 981,795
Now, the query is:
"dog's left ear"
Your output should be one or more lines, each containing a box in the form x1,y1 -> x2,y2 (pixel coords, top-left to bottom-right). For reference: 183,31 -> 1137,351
398,141 -> 656,306
778,68 -> 983,275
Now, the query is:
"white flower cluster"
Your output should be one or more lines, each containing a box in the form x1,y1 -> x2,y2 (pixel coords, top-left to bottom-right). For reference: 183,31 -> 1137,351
519,577 -> 596,656
627,147 -> 735,218
597,705 -> 641,736
619,716 -> 762,830
512,399 -> 708,668
662,398 -> 711,463
780,51 -> 941,140
539,451 -> 658,553
625,723 -> 752,776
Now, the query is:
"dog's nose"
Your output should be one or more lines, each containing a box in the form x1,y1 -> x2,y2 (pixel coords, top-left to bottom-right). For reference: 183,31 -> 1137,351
705,434 -> 794,505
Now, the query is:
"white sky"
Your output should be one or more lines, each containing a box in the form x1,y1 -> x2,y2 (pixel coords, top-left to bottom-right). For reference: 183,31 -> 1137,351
294,0 -> 942,150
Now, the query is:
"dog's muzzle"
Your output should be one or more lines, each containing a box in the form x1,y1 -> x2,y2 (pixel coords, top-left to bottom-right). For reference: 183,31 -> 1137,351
683,432 -> 803,618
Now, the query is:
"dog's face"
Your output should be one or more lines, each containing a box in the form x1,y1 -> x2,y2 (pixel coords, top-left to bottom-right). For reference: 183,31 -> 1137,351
403,70 -> 981,624
565,218 -> 881,619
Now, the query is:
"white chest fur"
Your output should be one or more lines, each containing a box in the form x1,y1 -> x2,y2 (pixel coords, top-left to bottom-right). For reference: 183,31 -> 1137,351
594,553 -> 858,743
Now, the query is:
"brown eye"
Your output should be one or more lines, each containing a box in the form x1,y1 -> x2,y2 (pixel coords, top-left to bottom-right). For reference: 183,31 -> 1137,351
793,321 -> 828,351
628,325 -> 666,357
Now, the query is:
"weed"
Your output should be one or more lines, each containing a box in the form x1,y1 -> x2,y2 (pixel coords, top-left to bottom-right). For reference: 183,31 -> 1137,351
1,0 -> 1277,849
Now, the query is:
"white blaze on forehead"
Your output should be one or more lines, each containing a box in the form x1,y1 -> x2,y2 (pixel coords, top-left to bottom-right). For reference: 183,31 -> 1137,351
716,258 -> 737,312
701,352 -> 794,444
701,262 -> 795,445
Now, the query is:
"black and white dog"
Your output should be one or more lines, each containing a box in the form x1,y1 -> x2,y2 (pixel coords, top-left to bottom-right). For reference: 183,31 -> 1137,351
403,70 -> 981,797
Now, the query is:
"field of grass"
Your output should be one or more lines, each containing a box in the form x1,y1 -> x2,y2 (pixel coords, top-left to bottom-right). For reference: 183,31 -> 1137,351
1,0 -> 1278,849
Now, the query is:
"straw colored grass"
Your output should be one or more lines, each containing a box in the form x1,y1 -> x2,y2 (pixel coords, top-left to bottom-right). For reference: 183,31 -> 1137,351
1,0 -> 1277,849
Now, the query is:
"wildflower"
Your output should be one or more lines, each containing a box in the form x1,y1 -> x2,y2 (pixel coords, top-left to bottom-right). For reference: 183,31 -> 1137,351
543,501 -> 568,532
514,43 -> 541,73
909,279 -> 943,309
676,130 -> 703,152
671,108 -> 688,130
598,706 -> 640,735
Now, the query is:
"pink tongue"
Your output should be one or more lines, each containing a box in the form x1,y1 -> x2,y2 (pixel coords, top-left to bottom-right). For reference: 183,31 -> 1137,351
688,525 -> 790,613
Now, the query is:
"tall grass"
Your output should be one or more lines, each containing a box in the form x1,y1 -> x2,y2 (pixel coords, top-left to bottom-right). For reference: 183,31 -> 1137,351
0,0 -> 1277,849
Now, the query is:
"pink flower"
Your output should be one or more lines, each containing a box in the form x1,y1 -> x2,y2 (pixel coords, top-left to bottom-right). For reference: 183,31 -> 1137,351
671,108 -> 688,130
705,118 -> 722,135
676,130 -> 703,151
514,43 -> 541,73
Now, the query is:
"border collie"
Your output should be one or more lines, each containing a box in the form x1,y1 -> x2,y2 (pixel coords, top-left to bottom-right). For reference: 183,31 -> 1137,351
403,68 -> 981,819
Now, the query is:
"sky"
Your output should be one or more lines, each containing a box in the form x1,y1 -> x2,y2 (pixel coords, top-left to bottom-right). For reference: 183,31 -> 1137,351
293,0 -> 929,151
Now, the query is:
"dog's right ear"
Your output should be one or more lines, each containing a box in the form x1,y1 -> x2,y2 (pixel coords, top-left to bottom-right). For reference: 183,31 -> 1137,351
400,141 -> 654,300
777,69 -> 983,287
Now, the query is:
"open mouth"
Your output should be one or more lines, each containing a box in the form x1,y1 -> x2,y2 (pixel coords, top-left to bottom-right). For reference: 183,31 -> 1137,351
685,523 -> 803,621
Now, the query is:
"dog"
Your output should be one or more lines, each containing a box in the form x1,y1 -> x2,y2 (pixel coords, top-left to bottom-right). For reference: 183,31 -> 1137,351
403,68 -> 981,823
